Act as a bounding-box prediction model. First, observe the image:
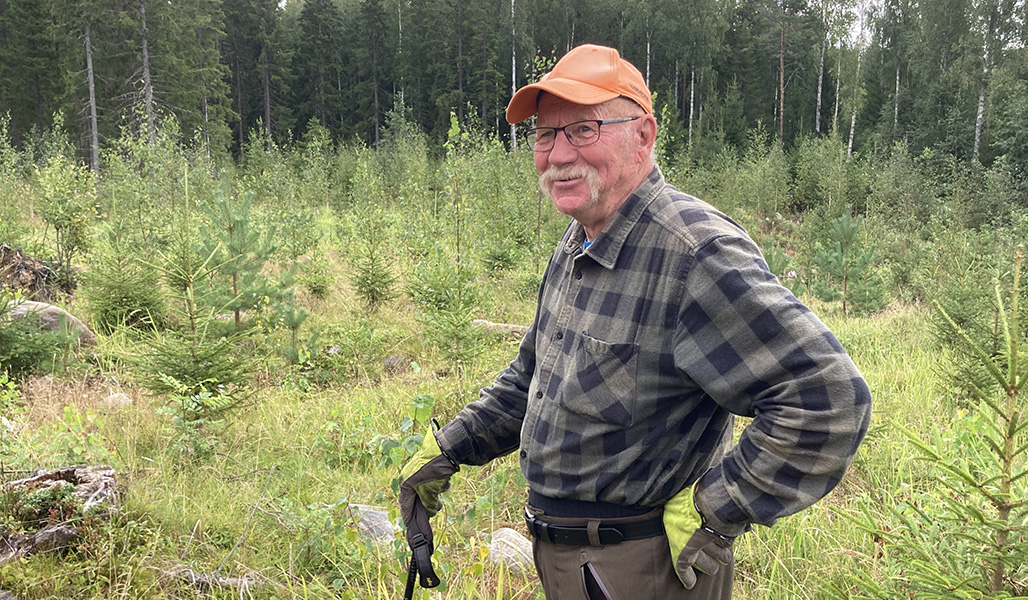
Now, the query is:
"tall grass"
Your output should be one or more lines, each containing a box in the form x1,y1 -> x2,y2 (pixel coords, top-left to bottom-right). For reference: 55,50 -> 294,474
0,114 -> 1018,598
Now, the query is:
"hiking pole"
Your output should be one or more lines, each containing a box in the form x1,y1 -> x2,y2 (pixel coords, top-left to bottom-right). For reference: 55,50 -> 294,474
403,554 -> 418,600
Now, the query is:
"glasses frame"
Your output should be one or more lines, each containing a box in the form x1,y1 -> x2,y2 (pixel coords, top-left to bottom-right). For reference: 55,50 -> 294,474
525,116 -> 640,152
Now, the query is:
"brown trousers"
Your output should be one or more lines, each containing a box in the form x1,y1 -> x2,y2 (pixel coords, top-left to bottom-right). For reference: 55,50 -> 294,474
529,508 -> 734,600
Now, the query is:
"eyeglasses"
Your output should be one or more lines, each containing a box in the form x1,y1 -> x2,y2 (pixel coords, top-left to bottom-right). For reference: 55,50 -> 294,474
525,117 -> 640,152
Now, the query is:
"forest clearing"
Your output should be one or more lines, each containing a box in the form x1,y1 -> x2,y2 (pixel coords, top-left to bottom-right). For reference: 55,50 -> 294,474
0,110 -> 1026,598
2,0 -> 1028,596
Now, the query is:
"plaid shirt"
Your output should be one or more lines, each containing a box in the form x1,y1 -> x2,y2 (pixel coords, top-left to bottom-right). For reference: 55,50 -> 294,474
438,167 -> 872,534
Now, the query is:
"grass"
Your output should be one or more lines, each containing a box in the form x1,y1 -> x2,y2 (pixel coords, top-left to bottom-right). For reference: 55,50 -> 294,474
0,284 -> 950,599
0,137 -> 996,598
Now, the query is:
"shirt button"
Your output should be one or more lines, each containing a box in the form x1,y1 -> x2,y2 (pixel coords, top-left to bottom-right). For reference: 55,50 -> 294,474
519,450 -> 527,459
555,331 -> 563,340
575,271 -> 583,280
536,391 -> 543,399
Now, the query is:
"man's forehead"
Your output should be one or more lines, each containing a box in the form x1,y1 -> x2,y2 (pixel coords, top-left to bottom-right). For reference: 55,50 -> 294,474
535,94 -> 605,124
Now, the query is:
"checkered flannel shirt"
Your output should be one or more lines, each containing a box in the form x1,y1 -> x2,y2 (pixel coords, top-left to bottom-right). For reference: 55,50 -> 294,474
437,167 -> 872,535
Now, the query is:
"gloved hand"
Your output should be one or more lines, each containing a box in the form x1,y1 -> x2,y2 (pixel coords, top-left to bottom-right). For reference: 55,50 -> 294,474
663,485 -> 735,589
398,428 -> 460,550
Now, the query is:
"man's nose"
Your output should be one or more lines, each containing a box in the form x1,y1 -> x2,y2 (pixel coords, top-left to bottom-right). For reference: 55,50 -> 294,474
546,130 -> 578,164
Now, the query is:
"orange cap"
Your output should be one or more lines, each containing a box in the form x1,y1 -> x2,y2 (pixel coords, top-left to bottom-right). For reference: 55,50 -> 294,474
506,44 -> 652,124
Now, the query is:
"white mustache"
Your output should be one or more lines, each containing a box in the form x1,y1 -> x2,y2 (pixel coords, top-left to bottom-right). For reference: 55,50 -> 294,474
539,166 -> 601,194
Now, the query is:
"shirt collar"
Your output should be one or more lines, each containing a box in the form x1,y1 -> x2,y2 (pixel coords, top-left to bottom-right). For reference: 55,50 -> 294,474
564,166 -> 665,269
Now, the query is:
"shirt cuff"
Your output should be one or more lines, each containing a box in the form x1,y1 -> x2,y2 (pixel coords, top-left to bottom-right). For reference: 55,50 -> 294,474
434,420 -> 476,466
694,466 -> 753,538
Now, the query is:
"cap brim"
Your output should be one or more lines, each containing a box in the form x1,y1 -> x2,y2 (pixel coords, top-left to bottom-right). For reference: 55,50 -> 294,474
505,79 -> 620,123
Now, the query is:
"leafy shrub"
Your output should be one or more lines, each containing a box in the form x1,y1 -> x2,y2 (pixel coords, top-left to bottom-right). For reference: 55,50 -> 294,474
41,405 -> 113,465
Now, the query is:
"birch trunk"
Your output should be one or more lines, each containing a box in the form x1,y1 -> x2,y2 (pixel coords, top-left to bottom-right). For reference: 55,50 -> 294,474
689,67 -> 695,146
848,46 -> 862,156
815,35 -> 825,134
892,66 -> 900,141
779,19 -> 786,142
139,0 -> 155,144
84,21 -> 99,172
510,0 -> 516,147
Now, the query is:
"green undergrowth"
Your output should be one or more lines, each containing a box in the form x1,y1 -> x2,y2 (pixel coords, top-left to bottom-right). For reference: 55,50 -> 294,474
0,299 -> 949,599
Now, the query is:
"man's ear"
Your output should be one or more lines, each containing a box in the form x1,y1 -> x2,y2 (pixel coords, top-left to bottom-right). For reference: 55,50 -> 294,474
636,115 -> 658,161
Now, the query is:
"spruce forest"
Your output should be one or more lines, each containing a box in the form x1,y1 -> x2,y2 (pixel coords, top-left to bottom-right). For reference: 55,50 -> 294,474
1,0 -> 1028,599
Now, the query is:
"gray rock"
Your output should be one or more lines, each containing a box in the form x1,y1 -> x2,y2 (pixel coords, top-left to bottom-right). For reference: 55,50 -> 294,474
347,504 -> 399,545
383,354 -> 412,376
487,527 -> 534,575
4,300 -> 96,346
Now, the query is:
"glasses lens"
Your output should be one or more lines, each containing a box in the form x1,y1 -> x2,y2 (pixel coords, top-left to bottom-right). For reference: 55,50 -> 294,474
567,121 -> 600,146
528,128 -> 555,151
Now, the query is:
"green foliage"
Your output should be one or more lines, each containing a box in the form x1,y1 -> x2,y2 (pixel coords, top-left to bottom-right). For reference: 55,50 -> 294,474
407,258 -> 484,381
199,179 -> 292,330
0,291 -> 74,379
836,250 -> 1028,599
142,213 -> 255,410
812,209 -> 886,316
792,136 -> 867,216
763,238 -> 807,298
0,370 -> 22,460
39,405 -> 113,465
154,373 -> 234,460
296,253 -> 336,301
9,482 -> 82,530
81,220 -> 166,334
315,319 -> 384,382
33,126 -> 97,292
345,161 -> 398,309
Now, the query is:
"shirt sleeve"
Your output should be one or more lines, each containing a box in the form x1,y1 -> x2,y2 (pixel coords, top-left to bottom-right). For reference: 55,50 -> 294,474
435,322 -> 534,465
676,234 -> 872,536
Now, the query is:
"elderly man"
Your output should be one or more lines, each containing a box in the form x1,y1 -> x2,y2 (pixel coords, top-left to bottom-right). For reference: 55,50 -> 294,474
400,44 -> 871,599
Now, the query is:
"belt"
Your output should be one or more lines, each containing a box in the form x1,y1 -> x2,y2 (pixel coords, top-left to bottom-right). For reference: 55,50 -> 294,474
524,508 -> 664,546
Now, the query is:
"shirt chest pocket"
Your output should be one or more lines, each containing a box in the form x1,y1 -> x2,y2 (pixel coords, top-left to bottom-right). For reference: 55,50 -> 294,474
558,332 -> 639,427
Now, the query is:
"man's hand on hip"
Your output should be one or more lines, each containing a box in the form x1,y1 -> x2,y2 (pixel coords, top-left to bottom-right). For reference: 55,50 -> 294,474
663,485 -> 735,589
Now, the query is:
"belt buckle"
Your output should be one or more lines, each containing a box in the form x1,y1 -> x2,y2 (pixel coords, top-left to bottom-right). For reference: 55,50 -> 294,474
524,509 -> 554,542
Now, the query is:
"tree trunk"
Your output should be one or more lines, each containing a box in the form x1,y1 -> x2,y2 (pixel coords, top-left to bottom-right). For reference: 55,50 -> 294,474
83,21 -> 99,172
139,0 -> 155,144
688,66 -> 695,146
234,55 -> 244,155
851,46 -> 859,156
645,25 -> 651,86
848,6 -> 866,157
848,45 -> 862,156
510,0 -> 516,147
892,66 -> 900,141
261,46 -> 272,149
833,62 -> 841,134
779,18 -> 786,142
815,34 -> 825,134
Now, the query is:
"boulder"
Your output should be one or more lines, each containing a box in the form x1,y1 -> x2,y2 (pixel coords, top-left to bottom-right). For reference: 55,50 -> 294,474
487,527 -> 534,576
383,354 -> 413,376
4,300 -> 96,346
346,504 -> 399,545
